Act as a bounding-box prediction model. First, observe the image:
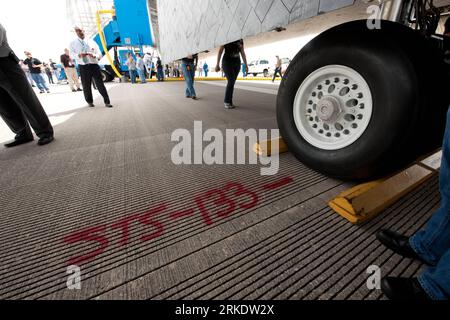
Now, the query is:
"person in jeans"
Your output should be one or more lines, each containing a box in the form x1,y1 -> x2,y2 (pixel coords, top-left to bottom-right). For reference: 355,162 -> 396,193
181,54 -> 198,100
136,53 -> 146,84
377,105 -> 450,300
203,62 -> 209,78
23,51 -> 50,94
0,23 -> 54,147
272,55 -> 282,82
60,48 -> 82,92
215,39 -> 248,109
126,53 -> 137,84
69,27 -> 112,108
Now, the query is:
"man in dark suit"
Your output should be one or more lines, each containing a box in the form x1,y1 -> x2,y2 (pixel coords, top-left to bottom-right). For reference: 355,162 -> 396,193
0,23 -> 54,147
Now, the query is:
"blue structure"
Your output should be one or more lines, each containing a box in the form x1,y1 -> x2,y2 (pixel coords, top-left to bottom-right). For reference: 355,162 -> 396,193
92,0 -> 154,77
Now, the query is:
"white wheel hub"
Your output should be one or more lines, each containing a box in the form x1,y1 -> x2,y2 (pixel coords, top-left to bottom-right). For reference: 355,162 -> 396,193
293,65 -> 373,151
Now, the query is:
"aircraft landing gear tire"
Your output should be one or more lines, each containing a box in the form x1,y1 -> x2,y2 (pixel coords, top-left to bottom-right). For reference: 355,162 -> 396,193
277,20 -> 449,180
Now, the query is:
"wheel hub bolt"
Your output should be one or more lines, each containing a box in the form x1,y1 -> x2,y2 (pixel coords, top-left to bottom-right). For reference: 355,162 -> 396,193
316,96 -> 341,122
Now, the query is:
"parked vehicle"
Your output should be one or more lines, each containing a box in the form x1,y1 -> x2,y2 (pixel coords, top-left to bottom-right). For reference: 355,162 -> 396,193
248,59 -> 271,77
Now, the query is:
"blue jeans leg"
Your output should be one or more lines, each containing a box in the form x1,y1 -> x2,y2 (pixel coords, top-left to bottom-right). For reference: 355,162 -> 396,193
31,73 -> 48,91
190,67 -> 196,97
31,73 -> 43,91
26,72 -> 34,86
138,69 -> 146,83
39,73 -> 49,91
182,63 -> 196,98
157,68 -> 164,81
418,248 -> 450,300
130,70 -> 137,83
181,63 -> 190,97
410,106 -> 450,299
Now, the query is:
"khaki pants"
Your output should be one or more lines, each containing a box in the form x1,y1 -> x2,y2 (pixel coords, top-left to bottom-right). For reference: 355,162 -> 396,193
65,67 -> 80,91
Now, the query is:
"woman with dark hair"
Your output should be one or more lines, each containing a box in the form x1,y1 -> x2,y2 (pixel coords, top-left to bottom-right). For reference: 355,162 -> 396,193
215,39 -> 248,109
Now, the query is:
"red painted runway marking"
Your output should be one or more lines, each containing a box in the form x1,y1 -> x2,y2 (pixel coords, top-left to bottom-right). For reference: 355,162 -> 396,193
63,177 -> 294,265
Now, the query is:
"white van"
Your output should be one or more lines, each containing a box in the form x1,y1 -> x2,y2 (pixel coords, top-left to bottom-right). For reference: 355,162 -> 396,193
248,59 -> 271,77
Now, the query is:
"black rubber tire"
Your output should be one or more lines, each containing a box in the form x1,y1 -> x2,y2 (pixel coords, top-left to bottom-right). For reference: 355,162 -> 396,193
100,70 -> 113,83
253,73 -> 258,77
263,69 -> 269,77
277,20 -> 449,180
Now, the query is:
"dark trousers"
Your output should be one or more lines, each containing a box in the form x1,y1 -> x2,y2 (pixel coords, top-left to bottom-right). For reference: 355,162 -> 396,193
222,59 -> 241,104
46,72 -> 54,84
272,67 -> 282,81
157,67 -> 164,81
79,64 -> 110,105
0,55 -> 53,139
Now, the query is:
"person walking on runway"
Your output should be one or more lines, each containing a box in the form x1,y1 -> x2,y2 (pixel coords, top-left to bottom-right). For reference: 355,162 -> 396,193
0,23 -> 54,147
181,54 -> 198,100
215,39 -> 248,109
69,27 -> 113,108
272,55 -> 282,82
23,51 -> 50,94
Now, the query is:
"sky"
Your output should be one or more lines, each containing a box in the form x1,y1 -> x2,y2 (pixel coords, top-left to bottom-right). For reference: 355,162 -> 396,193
0,0 -> 73,61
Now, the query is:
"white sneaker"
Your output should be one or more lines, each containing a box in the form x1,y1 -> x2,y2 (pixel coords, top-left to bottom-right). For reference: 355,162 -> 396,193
224,103 -> 235,109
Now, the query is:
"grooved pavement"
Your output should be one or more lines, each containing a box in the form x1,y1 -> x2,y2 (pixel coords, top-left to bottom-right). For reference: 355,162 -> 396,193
0,81 -> 439,300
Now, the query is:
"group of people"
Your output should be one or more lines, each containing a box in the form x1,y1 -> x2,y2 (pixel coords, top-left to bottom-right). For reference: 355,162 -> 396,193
19,52 -> 51,94
18,49 -> 82,94
126,53 -> 187,83
125,52 -> 146,84
0,24 -> 114,149
179,38 -> 248,108
196,62 -> 209,77
179,40 -> 285,109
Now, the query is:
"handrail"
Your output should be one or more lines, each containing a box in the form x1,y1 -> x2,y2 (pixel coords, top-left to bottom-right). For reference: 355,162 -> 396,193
95,9 -> 122,78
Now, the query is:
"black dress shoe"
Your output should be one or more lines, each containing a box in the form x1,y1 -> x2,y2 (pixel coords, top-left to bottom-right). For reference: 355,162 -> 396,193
381,277 -> 431,301
37,136 -> 54,146
377,230 -> 428,264
88,103 -> 95,108
4,137 -> 34,148
77,88 -> 82,92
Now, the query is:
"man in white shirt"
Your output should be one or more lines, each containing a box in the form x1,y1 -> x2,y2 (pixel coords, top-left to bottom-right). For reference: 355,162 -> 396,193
143,52 -> 153,79
0,23 -> 54,147
69,27 -> 112,108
